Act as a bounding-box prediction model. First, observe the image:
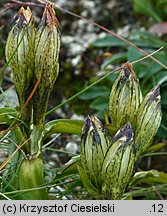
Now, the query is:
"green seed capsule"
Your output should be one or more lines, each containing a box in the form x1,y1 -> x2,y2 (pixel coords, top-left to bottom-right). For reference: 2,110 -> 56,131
5,7 -> 35,107
101,123 -> 135,199
81,115 -> 108,188
109,63 -> 143,130
135,84 -> 162,158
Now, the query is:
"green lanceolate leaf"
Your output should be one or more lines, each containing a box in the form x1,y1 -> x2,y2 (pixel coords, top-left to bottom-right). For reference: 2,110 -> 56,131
109,63 -> 143,130
58,155 -> 80,176
17,157 -> 48,200
80,116 -> 108,188
139,171 -> 167,184
44,119 -> 83,138
129,170 -> 159,187
0,107 -> 17,124
144,142 -> 167,154
0,107 -> 26,147
135,84 -> 162,158
101,123 -> 135,200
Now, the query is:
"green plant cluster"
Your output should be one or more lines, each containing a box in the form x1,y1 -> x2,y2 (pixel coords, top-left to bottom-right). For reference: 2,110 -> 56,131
79,31 -> 167,139
78,63 -> 163,199
0,2 -> 167,200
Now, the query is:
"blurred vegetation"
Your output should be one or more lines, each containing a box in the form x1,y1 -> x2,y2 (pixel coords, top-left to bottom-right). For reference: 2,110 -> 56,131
133,0 -> 167,22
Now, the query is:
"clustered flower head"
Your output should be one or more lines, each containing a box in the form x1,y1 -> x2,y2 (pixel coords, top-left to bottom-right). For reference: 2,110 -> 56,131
4,4 -> 61,199
5,3 -> 60,127
80,63 -> 162,199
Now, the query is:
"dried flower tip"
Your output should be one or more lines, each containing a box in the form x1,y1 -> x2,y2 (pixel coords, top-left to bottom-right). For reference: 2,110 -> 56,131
109,63 -> 143,129
13,7 -> 33,29
42,3 -> 59,31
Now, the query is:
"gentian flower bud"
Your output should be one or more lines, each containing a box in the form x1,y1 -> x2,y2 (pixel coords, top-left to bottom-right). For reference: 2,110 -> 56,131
109,63 -> 143,129
33,3 -> 60,126
5,7 -> 35,107
101,123 -> 135,199
135,84 -> 162,157
81,115 -> 108,188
